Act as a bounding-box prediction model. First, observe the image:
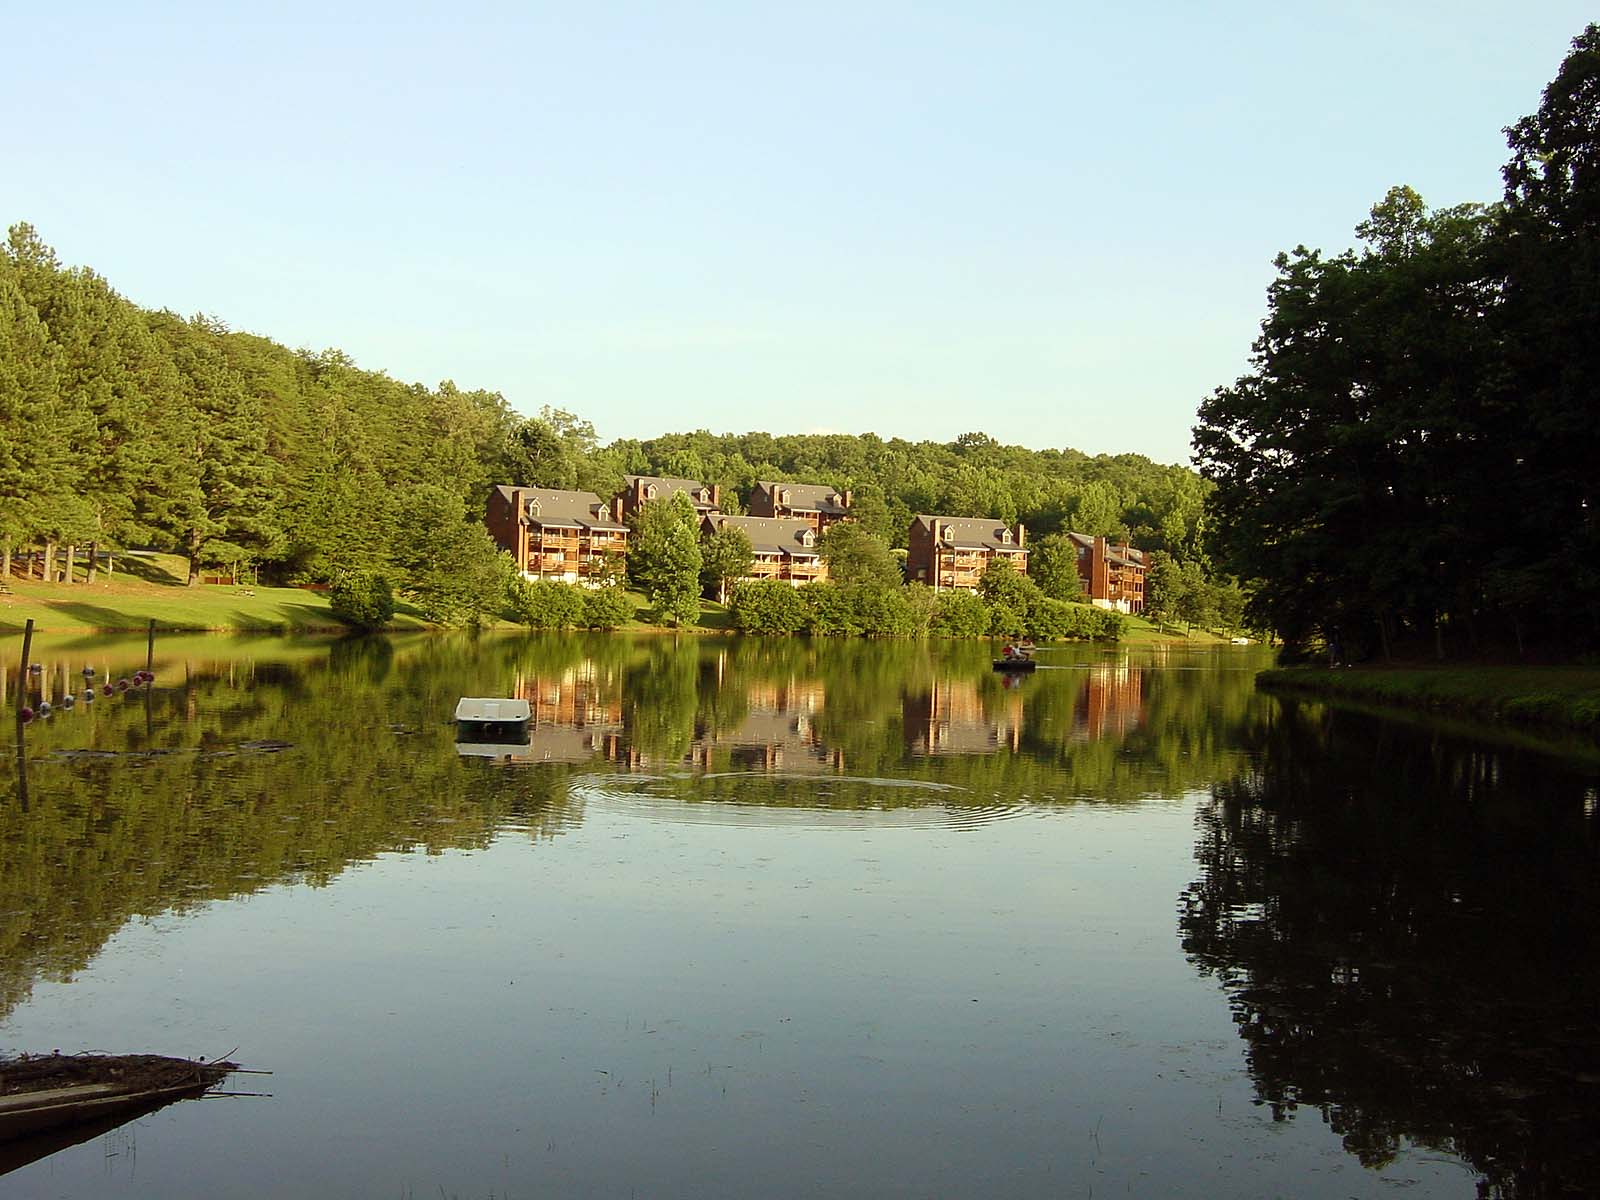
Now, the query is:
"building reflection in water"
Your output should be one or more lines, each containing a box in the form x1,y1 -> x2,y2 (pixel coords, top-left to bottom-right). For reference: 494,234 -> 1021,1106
903,677 -> 1024,755
691,675 -> 844,773
494,653 -> 1152,772
509,663 -> 626,764
1073,663 -> 1144,743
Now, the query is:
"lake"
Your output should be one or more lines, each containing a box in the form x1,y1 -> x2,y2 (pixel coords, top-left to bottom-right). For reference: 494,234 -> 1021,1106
2,633 -> 1597,1198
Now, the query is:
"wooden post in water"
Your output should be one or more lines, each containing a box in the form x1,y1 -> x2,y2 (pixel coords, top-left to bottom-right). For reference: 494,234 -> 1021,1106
17,619 -> 34,713
146,619 -> 156,675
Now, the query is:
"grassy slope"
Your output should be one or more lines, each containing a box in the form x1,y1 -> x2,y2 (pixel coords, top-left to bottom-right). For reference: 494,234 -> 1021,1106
0,553 -> 430,634
1258,665 -> 1600,733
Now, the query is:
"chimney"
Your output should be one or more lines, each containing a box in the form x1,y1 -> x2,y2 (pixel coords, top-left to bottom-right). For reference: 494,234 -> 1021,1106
1016,523 -> 1026,547
842,489 -> 852,509
613,495 -> 625,523
710,484 -> 722,508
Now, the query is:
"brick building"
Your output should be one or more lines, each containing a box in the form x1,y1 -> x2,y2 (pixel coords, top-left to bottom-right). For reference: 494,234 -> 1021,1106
905,515 -> 1027,591
486,485 -> 629,584
702,514 -> 828,587
616,475 -> 722,522
748,481 -> 853,531
1066,532 -> 1147,613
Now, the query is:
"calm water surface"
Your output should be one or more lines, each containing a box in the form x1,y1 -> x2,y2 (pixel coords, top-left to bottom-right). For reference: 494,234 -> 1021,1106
1,633 -> 1597,1198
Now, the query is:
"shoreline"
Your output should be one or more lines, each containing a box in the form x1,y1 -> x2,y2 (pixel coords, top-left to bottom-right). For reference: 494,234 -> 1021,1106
1256,665 -> 1600,737
1,579 -> 1231,645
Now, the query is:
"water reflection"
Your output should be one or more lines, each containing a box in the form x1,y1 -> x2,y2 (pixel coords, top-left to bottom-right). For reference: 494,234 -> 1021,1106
1,633 -> 1256,1029
1181,698 -> 1600,1198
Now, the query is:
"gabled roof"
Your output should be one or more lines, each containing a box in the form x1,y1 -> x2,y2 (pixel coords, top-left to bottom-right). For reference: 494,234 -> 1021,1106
625,475 -> 719,507
704,514 -> 821,557
912,515 -> 1025,552
1065,531 -> 1147,566
499,486 -> 627,531
756,481 -> 850,515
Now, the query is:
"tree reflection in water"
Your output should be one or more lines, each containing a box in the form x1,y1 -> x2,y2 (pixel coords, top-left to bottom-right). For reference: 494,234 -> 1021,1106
3,633 -> 1267,1031
1181,698 -> 1600,1198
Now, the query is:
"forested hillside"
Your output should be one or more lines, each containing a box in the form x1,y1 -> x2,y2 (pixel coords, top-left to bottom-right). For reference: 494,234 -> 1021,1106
1,223 -> 1213,596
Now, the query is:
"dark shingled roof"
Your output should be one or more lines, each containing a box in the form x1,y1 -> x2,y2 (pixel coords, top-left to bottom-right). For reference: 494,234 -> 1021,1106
1066,531 -> 1146,566
912,515 -> 1026,552
625,475 -> 720,508
704,514 -> 821,557
756,481 -> 850,515
497,485 -> 627,531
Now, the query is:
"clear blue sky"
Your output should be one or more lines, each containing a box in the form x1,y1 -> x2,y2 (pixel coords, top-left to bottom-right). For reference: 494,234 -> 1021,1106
8,3 -> 1592,466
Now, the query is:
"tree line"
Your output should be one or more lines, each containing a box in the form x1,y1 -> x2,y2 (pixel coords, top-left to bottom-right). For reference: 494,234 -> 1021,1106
1194,25 -> 1600,660
1,222 -> 1224,624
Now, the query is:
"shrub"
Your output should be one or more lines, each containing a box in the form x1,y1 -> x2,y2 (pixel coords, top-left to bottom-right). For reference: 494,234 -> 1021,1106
804,583 -> 864,635
729,580 -> 809,634
328,570 -> 395,631
512,579 -> 588,629
930,590 -> 990,638
848,583 -> 920,636
987,601 -> 1028,637
583,585 -> 635,629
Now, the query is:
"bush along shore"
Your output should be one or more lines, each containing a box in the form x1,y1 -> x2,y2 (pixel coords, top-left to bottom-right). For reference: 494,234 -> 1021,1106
1,570 -> 1135,642
1256,666 -> 1600,736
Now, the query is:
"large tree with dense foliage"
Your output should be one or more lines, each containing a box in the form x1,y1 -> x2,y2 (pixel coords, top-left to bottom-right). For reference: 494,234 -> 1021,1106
1195,26 -> 1600,658
627,492 -> 703,626
1194,188 -> 1500,656
700,523 -> 754,604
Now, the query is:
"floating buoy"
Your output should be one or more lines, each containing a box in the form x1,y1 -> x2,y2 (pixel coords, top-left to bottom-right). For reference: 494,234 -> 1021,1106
19,706 -> 34,722
37,701 -> 52,717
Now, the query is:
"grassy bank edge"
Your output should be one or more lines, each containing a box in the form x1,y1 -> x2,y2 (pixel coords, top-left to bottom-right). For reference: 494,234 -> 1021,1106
1257,666 -> 1600,735
2,572 -> 1234,645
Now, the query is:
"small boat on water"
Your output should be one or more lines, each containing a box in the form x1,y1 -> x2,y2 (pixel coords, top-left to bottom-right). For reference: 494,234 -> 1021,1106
992,641 -> 1037,672
992,657 -> 1037,672
454,697 -> 533,760
1,1053 -> 239,1172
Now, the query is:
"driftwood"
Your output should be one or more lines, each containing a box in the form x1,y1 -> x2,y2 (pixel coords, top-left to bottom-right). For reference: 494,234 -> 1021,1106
0,1053 -> 242,1172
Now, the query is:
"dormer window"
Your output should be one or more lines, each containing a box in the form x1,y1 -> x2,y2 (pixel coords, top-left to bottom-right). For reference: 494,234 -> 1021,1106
831,494 -> 843,507
1000,529 -> 1012,544
800,529 -> 815,547
779,489 -> 790,505
942,526 -> 954,544
645,484 -> 658,500
528,500 -> 541,518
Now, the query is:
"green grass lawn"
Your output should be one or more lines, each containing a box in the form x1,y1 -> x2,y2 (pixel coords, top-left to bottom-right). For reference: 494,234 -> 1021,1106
1118,613 -> 1242,646
0,553 -> 431,634
1258,664 -> 1600,733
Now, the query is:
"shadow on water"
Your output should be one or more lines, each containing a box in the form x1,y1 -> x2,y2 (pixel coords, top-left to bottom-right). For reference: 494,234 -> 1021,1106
1181,696 -> 1600,1198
